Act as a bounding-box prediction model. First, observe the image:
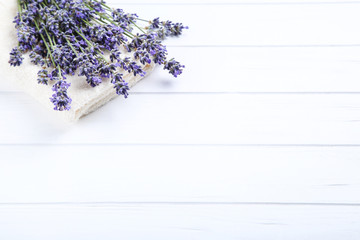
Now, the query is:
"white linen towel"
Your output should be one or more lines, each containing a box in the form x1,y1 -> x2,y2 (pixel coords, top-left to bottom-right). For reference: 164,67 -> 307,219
0,1 -> 155,122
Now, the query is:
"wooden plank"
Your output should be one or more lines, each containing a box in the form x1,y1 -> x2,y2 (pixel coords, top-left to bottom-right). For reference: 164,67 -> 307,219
3,47 -> 360,93
0,146 -> 359,203
131,47 -> 360,93
110,4 -> 360,46
0,93 -> 360,144
107,0 -> 360,5
0,203 -> 359,239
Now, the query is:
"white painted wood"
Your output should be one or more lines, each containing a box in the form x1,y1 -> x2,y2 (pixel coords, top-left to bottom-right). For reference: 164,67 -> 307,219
112,4 -> 360,46
1,93 -> 360,144
3,47 -> 360,93
1,0 -> 360,238
135,47 -> 360,93
107,0 -> 360,4
0,204 -> 359,240
0,146 -> 359,203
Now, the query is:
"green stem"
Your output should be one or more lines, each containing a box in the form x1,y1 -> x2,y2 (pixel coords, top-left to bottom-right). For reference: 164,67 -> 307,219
57,65 -> 63,80
84,16 -> 134,38
50,0 -> 60,10
65,38 -> 79,56
39,2 -> 79,57
84,3 -> 137,38
124,31 -> 135,38
92,0 -> 150,26
98,12 -> 116,25
93,0 -> 112,11
75,29 -> 106,61
75,29 -> 93,47
34,20 -> 56,67
93,17 -> 107,25
17,0 -> 23,22
39,3 -> 56,47
44,28 -> 55,47
137,18 -> 150,22
131,20 -> 145,34
85,3 -> 115,23
73,37 -> 86,54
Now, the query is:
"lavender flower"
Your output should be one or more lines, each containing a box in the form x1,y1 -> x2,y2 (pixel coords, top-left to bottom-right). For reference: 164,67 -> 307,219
9,47 -> 24,67
162,20 -> 189,37
127,61 -> 146,77
170,23 -> 189,36
111,73 -> 129,98
117,57 -> 130,71
50,80 -> 72,111
112,8 -> 138,28
79,62 -> 96,77
110,49 -> 121,62
37,69 -> 49,85
164,59 -> 185,78
149,17 -> 160,29
30,51 -> 45,66
98,62 -> 116,78
134,50 -> 151,65
86,75 -> 102,87
153,49 -> 167,65
148,19 -> 188,38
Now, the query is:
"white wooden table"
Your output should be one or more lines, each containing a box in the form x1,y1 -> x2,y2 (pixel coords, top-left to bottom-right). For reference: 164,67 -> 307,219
1,0 -> 360,239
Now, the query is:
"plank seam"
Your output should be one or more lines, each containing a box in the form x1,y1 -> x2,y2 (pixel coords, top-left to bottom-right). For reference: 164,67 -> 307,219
2,144 -> 360,147
111,2 -> 360,6
165,44 -> 360,48
3,92 -> 360,95
0,202 -> 360,206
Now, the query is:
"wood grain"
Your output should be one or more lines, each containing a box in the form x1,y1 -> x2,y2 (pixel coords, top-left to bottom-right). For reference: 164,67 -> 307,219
1,93 -> 360,144
1,1 -> 359,239
0,146 -> 359,203
107,0 -> 360,5
0,203 -> 359,240
113,4 -> 360,46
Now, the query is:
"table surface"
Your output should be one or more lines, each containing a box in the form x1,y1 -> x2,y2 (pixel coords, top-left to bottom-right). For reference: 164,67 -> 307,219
1,0 -> 360,239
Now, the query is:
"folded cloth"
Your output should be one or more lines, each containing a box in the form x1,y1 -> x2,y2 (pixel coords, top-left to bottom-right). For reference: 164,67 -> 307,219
0,1 -> 155,122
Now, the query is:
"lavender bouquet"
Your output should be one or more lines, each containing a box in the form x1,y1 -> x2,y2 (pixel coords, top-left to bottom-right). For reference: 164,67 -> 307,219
9,0 -> 187,111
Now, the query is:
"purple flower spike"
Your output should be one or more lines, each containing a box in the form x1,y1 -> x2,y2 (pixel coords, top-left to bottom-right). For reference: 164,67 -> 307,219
111,73 -> 129,98
86,75 -> 102,87
50,80 -> 72,111
149,17 -> 160,29
164,59 -> 185,78
9,47 -> 24,67
37,69 -> 49,85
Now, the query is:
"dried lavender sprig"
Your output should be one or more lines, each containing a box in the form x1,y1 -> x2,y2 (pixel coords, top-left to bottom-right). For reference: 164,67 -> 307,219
111,72 -> 129,98
9,47 -> 24,66
50,76 -> 72,111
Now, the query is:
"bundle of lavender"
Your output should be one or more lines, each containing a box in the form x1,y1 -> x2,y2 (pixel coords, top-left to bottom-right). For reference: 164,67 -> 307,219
7,0 -> 187,119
